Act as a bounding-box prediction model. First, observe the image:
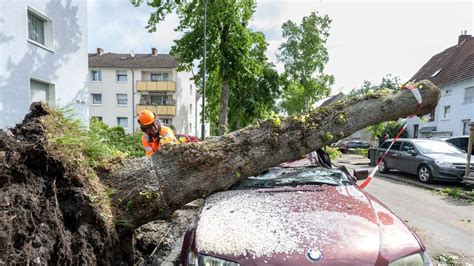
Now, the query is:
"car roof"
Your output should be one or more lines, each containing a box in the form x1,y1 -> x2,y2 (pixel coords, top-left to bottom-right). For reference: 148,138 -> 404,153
445,135 -> 469,140
383,138 -> 445,143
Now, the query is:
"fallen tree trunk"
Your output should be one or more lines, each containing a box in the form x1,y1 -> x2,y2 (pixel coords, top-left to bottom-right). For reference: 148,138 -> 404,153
105,80 -> 440,231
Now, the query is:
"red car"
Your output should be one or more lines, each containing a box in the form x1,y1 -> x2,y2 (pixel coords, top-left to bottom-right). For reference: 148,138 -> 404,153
180,165 -> 431,265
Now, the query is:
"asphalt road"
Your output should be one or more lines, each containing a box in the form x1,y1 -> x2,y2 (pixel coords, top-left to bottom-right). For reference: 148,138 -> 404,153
364,176 -> 474,263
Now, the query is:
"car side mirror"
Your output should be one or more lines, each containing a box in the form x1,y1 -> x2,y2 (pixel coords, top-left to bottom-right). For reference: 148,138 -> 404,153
408,150 -> 417,156
353,169 -> 369,181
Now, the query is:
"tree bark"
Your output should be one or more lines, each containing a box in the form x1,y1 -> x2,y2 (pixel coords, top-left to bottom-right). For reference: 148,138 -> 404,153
218,78 -> 230,135
105,80 -> 440,231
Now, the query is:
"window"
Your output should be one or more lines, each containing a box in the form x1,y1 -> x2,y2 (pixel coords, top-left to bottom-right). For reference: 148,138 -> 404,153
444,88 -> 452,96
161,118 -> 170,125
28,11 -> 45,45
150,73 -> 169,81
117,117 -> 128,128
463,120 -> 471,135
413,124 -> 419,138
117,94 -> 128,105
30,79 -> 54,106
27,7 -> 52,50
190,85 -> 193,95
443,105 -> 451,119
465,87 -> 474,103
91,116 -> 102,121
190,104 -> 193,114
116,70 -> 127,82
401,142 -> 415,153
428,111 -> 435,122
91,70 -> 102,82
391,141 -> 402,150
92,93 -> 102,104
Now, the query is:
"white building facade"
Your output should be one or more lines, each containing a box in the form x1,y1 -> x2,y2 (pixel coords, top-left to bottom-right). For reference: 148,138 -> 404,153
406,33 -> 474,138
88,48 -> 209,137
0,0 -> 89,129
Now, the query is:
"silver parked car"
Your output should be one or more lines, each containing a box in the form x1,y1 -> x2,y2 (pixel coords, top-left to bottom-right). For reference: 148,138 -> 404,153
375,139 -> 473,183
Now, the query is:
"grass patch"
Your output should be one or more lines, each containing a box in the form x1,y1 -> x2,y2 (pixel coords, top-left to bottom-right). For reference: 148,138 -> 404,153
44,110 -> 143,170
433,253 -> 456,264
440,188 -> 474,202
354,148 -> 368,157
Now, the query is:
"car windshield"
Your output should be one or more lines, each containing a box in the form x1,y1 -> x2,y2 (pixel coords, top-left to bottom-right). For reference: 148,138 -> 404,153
415,140 -> 464,154
231,167 -> 352,189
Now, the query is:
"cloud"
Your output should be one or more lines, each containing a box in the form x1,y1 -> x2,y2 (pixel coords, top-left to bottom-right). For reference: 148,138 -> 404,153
88,0 -> 473,94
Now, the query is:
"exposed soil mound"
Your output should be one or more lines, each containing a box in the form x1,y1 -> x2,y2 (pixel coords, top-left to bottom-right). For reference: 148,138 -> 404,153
0,103 -> 118,264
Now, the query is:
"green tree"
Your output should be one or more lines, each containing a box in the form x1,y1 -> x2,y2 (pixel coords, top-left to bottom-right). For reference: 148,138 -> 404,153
349,73 -> 400,96
132,0 -> 278,135
277,11 -> 334,115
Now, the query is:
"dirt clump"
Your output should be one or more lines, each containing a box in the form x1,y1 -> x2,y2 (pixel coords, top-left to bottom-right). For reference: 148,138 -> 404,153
0,103 -> 118,264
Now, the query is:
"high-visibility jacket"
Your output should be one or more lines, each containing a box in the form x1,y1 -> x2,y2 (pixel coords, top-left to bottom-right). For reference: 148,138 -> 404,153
141,125 -> 179,156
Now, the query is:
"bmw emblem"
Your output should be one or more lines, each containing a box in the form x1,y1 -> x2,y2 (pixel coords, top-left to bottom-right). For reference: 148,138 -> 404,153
307,249 -> 323,262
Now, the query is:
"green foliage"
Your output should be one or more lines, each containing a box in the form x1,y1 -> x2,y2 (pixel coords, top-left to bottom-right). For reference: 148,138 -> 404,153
45,111 -> 144,170
367,121 -> 408,140
348,73 -> 400,97
278,11 -> 334,114
324,146 -> 342,160
133,0 -> 281,135
89,118 -> 144,159
367,123 -> 385,140
384,121 -> 408,138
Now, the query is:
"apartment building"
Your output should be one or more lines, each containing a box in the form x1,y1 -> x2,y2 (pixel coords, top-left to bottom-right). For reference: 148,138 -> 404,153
406,33 -> 474,138
0,1 -> 89,129
88,48 -> 209,136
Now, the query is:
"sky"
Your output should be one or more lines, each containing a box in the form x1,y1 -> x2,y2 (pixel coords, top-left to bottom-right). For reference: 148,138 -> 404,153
88,0 -> 474,94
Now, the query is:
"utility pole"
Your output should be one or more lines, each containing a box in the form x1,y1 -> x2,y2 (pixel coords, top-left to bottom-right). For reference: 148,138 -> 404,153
201,0 -> 208,140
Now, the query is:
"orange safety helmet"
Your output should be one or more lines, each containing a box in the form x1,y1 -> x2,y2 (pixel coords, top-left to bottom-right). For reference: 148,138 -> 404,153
138,110 -> 156,126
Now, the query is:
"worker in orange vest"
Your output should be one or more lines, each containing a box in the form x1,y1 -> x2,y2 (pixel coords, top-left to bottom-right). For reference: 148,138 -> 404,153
137,110 -> 179,156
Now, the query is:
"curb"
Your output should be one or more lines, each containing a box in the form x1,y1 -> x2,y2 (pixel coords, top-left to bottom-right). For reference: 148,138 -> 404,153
375,173 -> 474,202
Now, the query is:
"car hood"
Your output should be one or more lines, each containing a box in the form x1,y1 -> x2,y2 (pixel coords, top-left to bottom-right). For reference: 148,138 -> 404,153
194,186 -> 423,265
424,153 -> 466,163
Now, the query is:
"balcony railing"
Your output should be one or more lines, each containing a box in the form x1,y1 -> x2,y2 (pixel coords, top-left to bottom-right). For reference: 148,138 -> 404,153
136,81 -> 176,92
136,104 -> 176,116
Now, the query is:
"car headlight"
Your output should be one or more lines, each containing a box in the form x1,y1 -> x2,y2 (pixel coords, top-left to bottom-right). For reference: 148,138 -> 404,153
389,251 -> 431,266
187,251 -> 239,266
435,160 -> 454,168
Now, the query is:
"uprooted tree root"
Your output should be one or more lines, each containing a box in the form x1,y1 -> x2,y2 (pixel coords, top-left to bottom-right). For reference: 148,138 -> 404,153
0,103 -> 126,264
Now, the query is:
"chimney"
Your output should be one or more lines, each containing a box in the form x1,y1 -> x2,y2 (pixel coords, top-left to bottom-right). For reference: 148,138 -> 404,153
458,30 -> 472,44
151,47 -> 158,56
96,48 -> 104,56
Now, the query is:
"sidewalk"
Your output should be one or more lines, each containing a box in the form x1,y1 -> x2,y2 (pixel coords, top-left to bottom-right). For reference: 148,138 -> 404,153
335,154 -> 370,166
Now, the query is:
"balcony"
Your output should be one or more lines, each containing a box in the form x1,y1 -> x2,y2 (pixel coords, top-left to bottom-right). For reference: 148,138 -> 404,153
136,81 -> 176,92
136,105 -> 176,116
